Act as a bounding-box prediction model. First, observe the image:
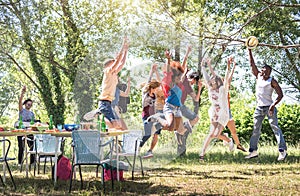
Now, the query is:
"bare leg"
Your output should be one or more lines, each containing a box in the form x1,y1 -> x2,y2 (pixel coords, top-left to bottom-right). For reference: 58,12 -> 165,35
149,134 -> 159,151
227,119 -> 240,145
227,119 -> 246,151
175,117 -> 185,135
164,113 -> 175,131
190,116 -> 199,127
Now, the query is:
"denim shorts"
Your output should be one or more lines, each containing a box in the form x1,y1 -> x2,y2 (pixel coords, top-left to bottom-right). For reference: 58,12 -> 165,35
98,100 -> 116,122
163,102 -> 182,117
180,105 -> 197,120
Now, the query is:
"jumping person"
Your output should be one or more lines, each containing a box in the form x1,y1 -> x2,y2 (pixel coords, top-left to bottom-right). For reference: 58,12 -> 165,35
142,64 -> 165,158
225,57 -> 247,152
97,37 -> 129,130
199,58 -> 233,161
245,49 -> 287,161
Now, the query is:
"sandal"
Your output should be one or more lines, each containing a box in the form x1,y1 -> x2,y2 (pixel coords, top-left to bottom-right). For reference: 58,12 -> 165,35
237,144 -> 247,152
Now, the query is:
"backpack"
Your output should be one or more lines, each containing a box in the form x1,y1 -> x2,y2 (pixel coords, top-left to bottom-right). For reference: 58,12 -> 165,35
52,155 -> 72,180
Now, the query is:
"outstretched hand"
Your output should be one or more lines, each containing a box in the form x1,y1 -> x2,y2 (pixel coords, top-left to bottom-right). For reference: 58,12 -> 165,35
21,86 -> 26,94
165,50 -> 171,59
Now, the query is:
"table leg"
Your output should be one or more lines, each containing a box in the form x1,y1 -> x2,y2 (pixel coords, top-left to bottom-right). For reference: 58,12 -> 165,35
54,137 -> 59,185
25,135 -> 28,178
116,135 -> 119,181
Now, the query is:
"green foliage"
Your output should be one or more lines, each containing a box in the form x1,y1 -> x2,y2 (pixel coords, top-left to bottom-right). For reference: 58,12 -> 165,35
227,100 -> 300,145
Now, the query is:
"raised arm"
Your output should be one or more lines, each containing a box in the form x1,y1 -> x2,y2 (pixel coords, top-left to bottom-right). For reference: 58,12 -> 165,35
207,58 -> 216,77
225,57 -> 236,89
190,80 -> 203,102
19,86 -> 26,112
165,50 -> 171,73
147,64 -> 156,82
181,45 -> 192,71
248,49 -> 259,78
154,64 -> 161,82
115,38 -> 129,73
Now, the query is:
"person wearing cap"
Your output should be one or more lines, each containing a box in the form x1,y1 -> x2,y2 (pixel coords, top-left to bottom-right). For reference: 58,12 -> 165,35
245,49 -> 287,161
17,86 -> 35,166
98,37 -> 129,130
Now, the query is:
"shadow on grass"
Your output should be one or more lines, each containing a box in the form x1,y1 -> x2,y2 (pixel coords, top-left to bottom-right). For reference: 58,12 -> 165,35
170,151 -> 300,165
0,175 -> 176,196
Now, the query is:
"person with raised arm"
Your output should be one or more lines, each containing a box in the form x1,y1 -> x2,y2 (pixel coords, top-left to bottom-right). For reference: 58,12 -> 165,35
17,86 -> 35,166
97,37 -> 129,130
224,57 -> 246,152
245,49 -> 287,161
199,58 -> 233,161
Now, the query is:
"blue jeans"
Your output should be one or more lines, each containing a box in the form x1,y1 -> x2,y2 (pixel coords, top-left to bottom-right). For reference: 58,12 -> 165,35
249,106 -> 287,152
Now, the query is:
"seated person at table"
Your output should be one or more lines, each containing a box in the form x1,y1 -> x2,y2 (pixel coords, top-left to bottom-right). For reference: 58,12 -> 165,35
17,86 -> 35,166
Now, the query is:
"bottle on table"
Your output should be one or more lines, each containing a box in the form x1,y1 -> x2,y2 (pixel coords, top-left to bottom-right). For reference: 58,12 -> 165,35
30,116 -> 34,125
49,115 -> 53,129
19,116 -> 24,129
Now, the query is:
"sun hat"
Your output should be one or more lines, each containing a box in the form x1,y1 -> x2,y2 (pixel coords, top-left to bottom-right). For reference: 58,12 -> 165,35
245,36 -> 259,49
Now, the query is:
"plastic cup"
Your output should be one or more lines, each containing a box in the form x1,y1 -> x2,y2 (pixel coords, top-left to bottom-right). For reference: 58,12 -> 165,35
57,124 -> 63,132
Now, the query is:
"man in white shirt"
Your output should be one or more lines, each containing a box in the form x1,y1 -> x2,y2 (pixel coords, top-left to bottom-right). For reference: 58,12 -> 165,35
245,49 -> 287,161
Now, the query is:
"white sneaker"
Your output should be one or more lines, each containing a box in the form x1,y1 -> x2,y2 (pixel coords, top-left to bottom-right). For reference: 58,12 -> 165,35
228,138 -> 234,151
223,133 -> 229,146
245,151 -> 258,159
277,150 -> 287,161
142,150 -> 153,159
146,113 -> 164,123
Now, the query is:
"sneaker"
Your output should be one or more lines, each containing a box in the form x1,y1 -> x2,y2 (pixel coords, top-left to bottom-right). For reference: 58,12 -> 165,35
228,138 -> 234,151
245,151 -> 258,159
143,150 -> 153,159
83,109 -> 99,121
223,133 -> 229,146
237,144 -> 247,152
146,113 -> 164,123
183,121 -> 193,134
177,145 -> 186,156
277,150 -> 287,161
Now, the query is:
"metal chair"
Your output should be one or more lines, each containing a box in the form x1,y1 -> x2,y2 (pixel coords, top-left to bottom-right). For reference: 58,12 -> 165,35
69,130 -> 113,193
25,134 -> 62,176
119,130 -> 144,180
0,139 -> 16,190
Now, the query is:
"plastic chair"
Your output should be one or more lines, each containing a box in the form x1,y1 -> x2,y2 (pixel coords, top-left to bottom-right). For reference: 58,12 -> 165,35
119,130 -> 144,180
0,139 -> 16,190
25,134 -> 62,176
69,130 -> 113,193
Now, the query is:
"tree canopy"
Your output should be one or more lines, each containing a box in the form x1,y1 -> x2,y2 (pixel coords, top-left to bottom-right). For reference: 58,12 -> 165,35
0,0 -> 299,124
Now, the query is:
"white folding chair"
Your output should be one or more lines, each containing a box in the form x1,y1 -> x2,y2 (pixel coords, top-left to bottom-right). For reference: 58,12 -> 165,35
119,130 -> 144,180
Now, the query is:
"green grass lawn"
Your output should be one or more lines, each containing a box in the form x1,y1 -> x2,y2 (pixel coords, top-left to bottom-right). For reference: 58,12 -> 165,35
1,141 -> 299,196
